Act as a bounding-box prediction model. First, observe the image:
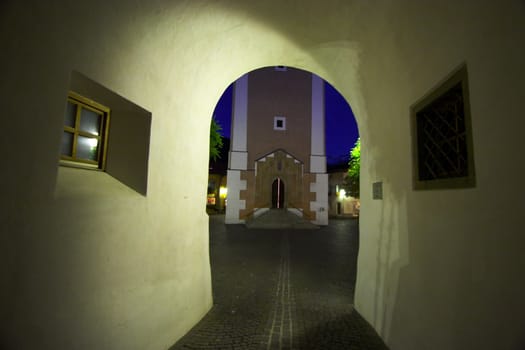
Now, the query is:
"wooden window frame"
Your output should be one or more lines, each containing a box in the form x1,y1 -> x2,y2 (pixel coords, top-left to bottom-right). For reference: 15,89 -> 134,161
60,91 -> 111,170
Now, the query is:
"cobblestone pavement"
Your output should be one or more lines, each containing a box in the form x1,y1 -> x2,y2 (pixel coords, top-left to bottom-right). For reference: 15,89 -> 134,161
171,215 -> 388,350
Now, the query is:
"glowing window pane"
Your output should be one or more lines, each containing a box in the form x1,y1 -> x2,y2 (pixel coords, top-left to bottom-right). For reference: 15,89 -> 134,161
79,108 -> 101,135
76,136 -> 99,161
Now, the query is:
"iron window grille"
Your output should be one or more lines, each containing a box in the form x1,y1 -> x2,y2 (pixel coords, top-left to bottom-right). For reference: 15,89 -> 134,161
411,64 -> 476,190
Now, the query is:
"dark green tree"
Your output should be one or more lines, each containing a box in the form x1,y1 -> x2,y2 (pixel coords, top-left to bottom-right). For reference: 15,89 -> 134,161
209,119 -> 224,161
346,138 -> 360,198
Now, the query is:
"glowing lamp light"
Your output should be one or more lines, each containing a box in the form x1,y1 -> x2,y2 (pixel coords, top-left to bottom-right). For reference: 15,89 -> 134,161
338,189 -> 346,200
219,186 -> 227,197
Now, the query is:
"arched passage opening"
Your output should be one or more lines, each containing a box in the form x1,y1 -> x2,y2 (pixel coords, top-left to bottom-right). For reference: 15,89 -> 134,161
189,65 -> 366,347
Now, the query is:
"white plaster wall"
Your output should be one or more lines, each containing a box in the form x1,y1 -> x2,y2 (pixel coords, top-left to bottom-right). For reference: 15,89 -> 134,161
2,1 -> 522,350
0,3 -> 367,348
354,2 -> 525,349
0,0 -> 382,349
1,2 -> 219,348
0,1 -> 381,349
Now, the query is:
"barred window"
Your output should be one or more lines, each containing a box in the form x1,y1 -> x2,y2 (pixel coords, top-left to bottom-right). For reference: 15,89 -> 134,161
411,64 -> 476,190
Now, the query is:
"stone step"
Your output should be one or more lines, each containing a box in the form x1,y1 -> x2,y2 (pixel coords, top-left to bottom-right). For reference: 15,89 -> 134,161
246,209 -> 319,229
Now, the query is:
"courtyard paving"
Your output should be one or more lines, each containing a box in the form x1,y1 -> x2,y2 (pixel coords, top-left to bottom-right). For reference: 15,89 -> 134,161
171,215 -> 388,350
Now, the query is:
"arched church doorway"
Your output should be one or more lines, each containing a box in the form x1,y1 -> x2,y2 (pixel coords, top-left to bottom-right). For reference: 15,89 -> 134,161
271,177 -> 285,208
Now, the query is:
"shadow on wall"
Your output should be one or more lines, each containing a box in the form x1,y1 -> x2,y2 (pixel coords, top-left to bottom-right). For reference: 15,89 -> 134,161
387,194 -> 477,348
387,192 -> 525,350
368,192 -> 408,343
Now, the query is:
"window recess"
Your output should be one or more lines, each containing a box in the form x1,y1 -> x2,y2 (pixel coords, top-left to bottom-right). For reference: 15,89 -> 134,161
411,63 -> 475,190
274,116 -> 286,131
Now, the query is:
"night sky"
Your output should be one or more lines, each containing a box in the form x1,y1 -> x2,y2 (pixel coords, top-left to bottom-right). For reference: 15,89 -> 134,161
212,80 -> 359,167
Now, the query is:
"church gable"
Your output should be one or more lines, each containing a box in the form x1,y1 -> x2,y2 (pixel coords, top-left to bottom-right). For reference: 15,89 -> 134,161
255,149 -> 302,167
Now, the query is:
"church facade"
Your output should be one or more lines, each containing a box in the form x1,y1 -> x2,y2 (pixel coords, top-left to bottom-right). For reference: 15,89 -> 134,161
225,67 -> 328,225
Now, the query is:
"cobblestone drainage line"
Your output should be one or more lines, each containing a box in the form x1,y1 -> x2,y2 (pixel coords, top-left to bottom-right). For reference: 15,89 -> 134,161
265,233 -> 294,350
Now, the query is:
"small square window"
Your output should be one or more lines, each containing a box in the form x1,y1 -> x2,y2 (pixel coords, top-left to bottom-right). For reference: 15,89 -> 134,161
274,116 -> 286,130
60,91 -> 110,169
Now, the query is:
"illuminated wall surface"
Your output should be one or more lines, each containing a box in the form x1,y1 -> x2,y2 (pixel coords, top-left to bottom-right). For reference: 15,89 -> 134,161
1,1 -> 524,349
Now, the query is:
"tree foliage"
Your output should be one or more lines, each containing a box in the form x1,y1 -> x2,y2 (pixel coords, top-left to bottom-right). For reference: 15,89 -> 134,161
346,138 -> 360,197
348,138 -> 360,178
209,119 -> 224,161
